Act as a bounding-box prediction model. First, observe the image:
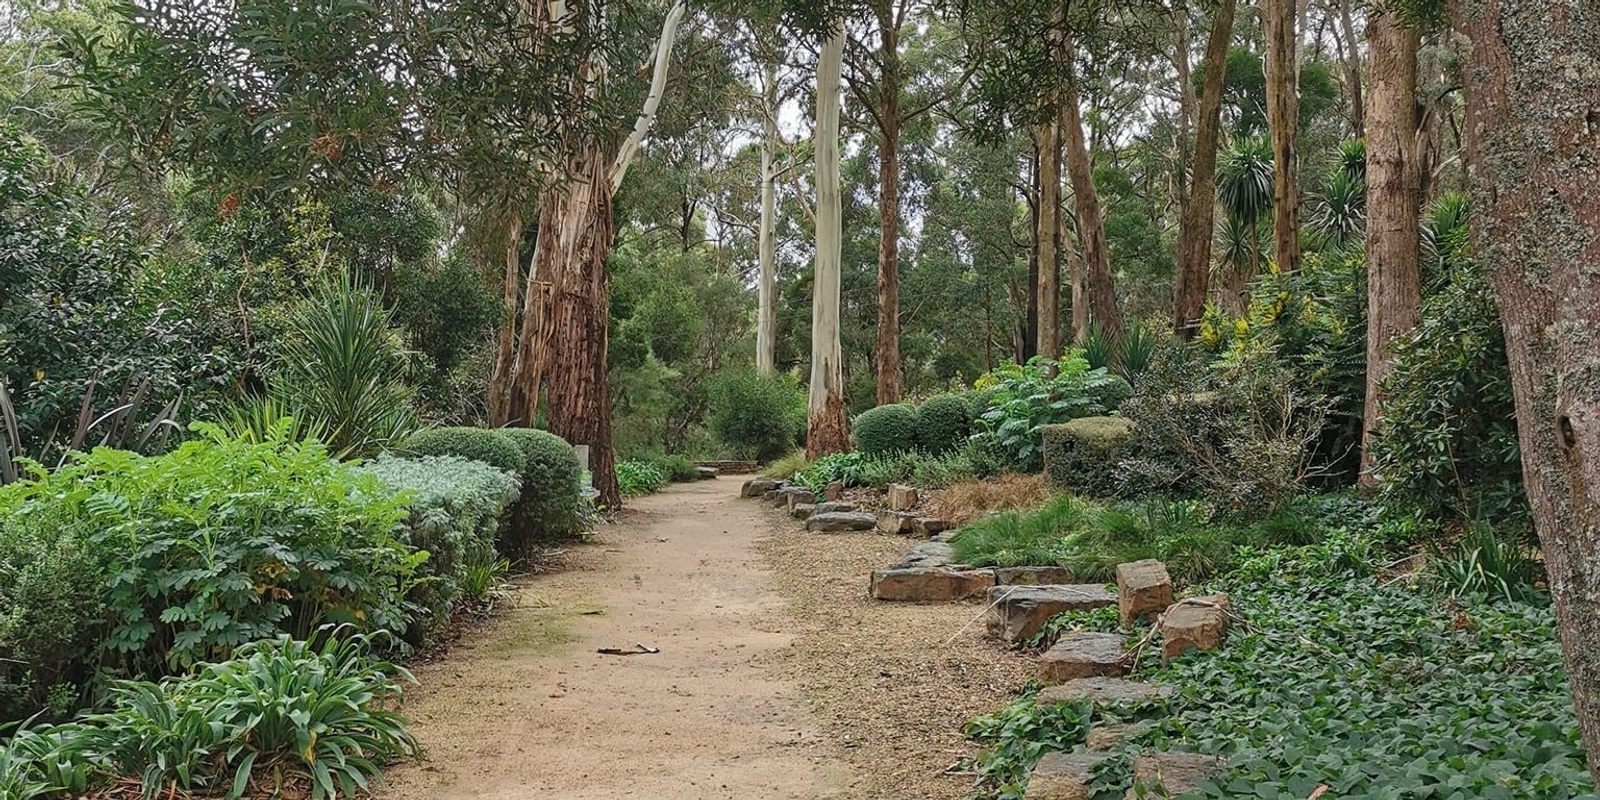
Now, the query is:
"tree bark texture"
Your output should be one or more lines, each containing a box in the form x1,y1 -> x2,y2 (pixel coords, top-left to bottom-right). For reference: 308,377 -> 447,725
874,10 -> 903,405
1454,0 -> 1600,780
487,212 -> 524,426
1061,74 -> 1123,339
1036,120 -> 1062,358
807,29 -> 850,458
1174,0 -> 1237,338
536,145 -> 620,508
756,61 -> 779,376
1335,0 -> 1365,134
1262,0 -> 1301,273
1359,9 -> 1421,488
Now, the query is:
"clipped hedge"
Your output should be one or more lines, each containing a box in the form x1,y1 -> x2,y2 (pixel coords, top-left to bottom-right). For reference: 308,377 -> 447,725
1042,417 -> 1136,497
854,403 -> 918,456
359,455 -> 520,640
915,394 -> 973,455
496,427 -> 585,553
401,427 -> 525,476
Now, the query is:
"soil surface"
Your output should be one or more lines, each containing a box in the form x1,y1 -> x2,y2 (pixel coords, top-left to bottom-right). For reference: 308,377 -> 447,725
380,476 -> 1027,800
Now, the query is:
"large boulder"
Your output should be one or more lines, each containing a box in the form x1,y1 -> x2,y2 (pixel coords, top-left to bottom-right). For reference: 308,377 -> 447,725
1040,632 -> 1128,683
912,517 -> 952,537
806,511 -> 877,533
1115,560 -> 1173,626
985,585 -> 1118,643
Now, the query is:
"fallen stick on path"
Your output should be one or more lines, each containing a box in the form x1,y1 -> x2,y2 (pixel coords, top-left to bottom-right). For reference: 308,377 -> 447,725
597,643 -> 660,656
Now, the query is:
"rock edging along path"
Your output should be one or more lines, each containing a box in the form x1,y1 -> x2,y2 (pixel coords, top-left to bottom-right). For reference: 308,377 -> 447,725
379,477 -> 850,800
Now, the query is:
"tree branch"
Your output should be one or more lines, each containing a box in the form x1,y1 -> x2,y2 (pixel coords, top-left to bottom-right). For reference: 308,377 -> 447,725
609,1 -> 689,193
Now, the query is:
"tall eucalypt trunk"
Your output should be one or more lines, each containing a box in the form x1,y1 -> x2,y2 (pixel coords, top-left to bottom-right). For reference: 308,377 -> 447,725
1035,119 -> 1062,359
1174,0 -> 1236,338
1262,0 -> 1300,273
529,0 -> 687,509
1453,0 -> 1600,780
488,211 -> 524,426
1358,8 -> 1420,488
806,27 -> 850,458
1061,68 -> 1123,339
756,59 -> 779,377
874,9 -> 903,405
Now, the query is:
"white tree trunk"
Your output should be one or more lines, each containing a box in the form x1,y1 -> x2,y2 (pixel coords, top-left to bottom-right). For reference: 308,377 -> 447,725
756,59 -> 779,376
806,28 -> 849,457
608,0 -> 688,191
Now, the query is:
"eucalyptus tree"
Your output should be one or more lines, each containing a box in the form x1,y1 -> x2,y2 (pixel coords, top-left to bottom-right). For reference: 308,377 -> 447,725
1172,0 -> 1238,338
1262,0 -> 1301,274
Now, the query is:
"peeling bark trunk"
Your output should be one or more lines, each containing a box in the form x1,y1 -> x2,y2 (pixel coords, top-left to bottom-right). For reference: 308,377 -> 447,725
1359,9 -> 1421,488
1061,75 -> 1123,339
1455,0 -> 1600,779
807,29 -> 850,458
874,14 -> 902,405
1263,0 -> 1301,273
756,61 -> 779,376
536,146 -> 619,508
487,212 -> 524,426
1174,0 -> 1237,337
1036,120 -> 1062,358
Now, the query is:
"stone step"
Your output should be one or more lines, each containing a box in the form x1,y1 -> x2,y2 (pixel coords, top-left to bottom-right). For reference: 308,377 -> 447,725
994,566 -> 1075,586
869,566 -> 995,601
811,500 -> 857,514
1160,594 -> 1231,663
1024,751 -> 1113,800
888,483 -> 920,511
985,585 -> 1118,643
1034,677 -> 1171,707
1040,632 -> 1128,683
805,511 -> 877,533
823,480 -> 845,501
779,487 -> 815,512
740,478 -> 781,497
912,517 -> 951,536
877,510 -> 916,535
1086,722 -> 1148,751
790,503 -> 815,520
1115,559 -> 1173,626
1126,752 -> 1224,799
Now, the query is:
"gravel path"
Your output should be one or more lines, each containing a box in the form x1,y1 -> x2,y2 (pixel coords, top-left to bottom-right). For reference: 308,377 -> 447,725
379,476 -> 1027,799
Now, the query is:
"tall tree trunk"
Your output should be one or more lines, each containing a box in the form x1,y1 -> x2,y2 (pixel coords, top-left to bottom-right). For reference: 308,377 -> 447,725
1174,0 -> 1237,337
807,29 -> 850,458
1061,74 -> 1123,338
1172,0 -> 1194,205
1036,121 -> 1062,358
756,61 -> 779,376
1023,150 -> 1041,361
1358,9 -> 1420,488
1262,0 -> 1301,273
874,12 -> 903,405
1334,0 -> 1365,134
536,146 -> 620,508
1068,228 -> 1088,342
1456,0 -> 1600,780
488,211 -> 524,426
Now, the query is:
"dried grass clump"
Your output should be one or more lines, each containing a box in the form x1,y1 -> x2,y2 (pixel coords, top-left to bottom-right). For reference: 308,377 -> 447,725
926,472 -> 1053,526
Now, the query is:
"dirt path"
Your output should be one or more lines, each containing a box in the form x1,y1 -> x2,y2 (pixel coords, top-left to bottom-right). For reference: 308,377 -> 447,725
382,476 -> 1027,800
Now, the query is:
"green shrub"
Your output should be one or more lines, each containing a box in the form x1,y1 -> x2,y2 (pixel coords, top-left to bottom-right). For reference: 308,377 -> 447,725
794,452 -> 865,492
358,455 -> 520,641
760,450 -> 811,480
401,426 -> 525,475
650,453 -> 701,482
0,513 -> 112,725
495,427 -> 584,553
707,370 -> 805,462
1,634 -> 418,799
617,460 -> 669,497
0,423 -> 415,680
951,495 -> 1094,568
1042,417 -> 1136,497
855,450 -> 977,490
853,403 -> 919,456
914,394 -> 973,455
972,353 -> 1131,471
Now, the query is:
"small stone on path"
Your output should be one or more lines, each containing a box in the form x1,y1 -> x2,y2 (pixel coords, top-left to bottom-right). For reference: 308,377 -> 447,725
888,483 -> 919,511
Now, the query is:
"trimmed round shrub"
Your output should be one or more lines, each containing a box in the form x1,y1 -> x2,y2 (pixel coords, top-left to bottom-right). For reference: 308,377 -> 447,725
707,370 -> 805,462
853,403 -> 918,456
495,428 -> 584,553
1042,416 -> 1136,497
401,427 -> 525,476
915,394 -> 973,454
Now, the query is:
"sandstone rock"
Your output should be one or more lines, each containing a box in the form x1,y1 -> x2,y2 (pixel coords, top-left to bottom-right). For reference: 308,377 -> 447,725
1040,632 -> 1128,683
932,529 -> 959,543
1086,723 -> 1148,751
1115,560 -> 1173,626
813,501 -> 857,514
1160,593 -> 1230,663
741,478 -> 780,498
1024,751 -> 1114,800
888,483 -> 920,511
696,466 -> 719,479
762,489 -> 780,503
869,566 -> 995,601
912,517 -> 952,536
806,511 -> 877,533
877,511 -> 917,535
782,488 -> 816,512
790,503 -> 815,520
1035,677 -> 1172,707
995,566 -> 1077,586
824,480 -> 845,501
985,585 -> 1118,643
1126,752 -> 1224,799
893,541 -> 957,567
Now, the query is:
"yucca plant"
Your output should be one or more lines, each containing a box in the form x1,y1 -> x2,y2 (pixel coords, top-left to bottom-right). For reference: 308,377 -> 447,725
1217,136 -> 1274,279
260,276 -> 418,459
1427,521 -> 1544,605
1311,166 -> 1366,252
1422,190 -> 1473,287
